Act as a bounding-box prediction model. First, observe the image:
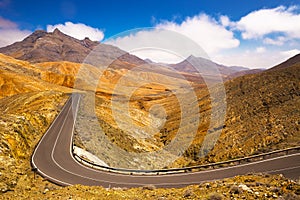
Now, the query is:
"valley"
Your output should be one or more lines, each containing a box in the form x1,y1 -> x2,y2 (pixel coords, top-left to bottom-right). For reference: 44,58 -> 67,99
0,29 -> 299,198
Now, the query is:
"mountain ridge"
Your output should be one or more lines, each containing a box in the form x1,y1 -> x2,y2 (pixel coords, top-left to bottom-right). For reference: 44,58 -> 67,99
0,29 -> 260,79
170,55 -> 257,79
0,30 -> 299,198
0,29 -> 126,64
270,53 -> 300,71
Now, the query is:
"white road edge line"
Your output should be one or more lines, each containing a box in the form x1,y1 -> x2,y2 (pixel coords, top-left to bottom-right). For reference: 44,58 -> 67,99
31,96 -> 73,186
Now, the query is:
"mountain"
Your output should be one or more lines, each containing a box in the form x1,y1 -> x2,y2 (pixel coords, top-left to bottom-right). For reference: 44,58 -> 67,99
0,29 -> 97,63
177,55 -> 300,167
0,29 -> 259,81
170,55 -> 250,77
0,53 -> 299,199
225,68 -> 264,80
69,51 -> 300,169
0,30 -> 299,197
271,53 -> 300,70
1,28 -> 298,169
0,29 -> 145,67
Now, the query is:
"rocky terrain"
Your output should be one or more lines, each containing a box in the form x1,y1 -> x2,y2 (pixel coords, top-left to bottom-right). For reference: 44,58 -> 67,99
173,56 -> 300,167
0,91 -> 299,198
0,91 -> 68,194
0,52 -> 71,194
0,53 -> 72,97
0,29 -> 100,63
1,30 -> 298,170
2,173 -> 300,199
0,30 -> 299,198
0,29 -> 146,68
225,68 -> 264,80
73,53 -> 300,169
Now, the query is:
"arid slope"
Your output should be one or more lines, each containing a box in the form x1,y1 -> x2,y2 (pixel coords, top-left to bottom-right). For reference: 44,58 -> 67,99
74,54 -> 300,169
0,91 -> 68,193
0,30 -> 299,198
179,60 -> 300,167
0,53 -> 71,97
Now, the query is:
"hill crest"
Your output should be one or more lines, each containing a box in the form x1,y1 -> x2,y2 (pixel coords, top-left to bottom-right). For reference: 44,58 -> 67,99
0,29 -> 125,64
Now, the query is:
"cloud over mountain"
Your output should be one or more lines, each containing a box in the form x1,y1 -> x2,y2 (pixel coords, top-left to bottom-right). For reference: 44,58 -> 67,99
47,22 -> 104,41
155,14 -> 240,54
105,14 -> 240,63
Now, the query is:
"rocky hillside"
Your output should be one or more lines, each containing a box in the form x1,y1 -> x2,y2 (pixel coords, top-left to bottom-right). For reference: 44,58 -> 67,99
0,29 -> 97,63
0,52 -> 74,194
0,29 -> 258,81
0,91 -> 68,194
72,51 -> 300,169
0,93 -> 299,198
0,29 -> 299,198
176,59 -> 300,167
0,56 -> 298,198
225,68 -> 264,80
1,48 -> 296,170
0,54 -> 73,97
0,29 -> 135,65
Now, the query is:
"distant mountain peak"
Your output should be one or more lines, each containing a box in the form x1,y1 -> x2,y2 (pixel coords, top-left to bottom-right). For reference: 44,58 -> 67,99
171,54 -> 252,78
0,29 -> 146,68
0,29 -> 103,63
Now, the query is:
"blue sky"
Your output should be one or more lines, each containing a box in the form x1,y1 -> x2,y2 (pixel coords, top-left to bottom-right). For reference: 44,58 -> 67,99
1,0 -> 300,68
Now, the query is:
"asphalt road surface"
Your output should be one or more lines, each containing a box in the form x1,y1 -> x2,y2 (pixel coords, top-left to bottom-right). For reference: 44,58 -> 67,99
31,94 -> 300,187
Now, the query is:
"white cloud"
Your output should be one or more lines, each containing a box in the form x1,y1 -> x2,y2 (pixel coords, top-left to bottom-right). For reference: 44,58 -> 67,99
212,6 -> 300,68
213,48 -> 300,69
0,17 -> 31,47
105,14 -> 239,63
280,49 -> 300,57
155,14 -> 240,54
130,47 -> 185,64
235,6 -> 300,39
220,15 -> 232,27
47,22 -> 104,41
105,29 -> 201,63
263,36 -> 287,46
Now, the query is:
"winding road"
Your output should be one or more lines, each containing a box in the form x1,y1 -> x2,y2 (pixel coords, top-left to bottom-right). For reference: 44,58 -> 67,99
31,94 -> 300,187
